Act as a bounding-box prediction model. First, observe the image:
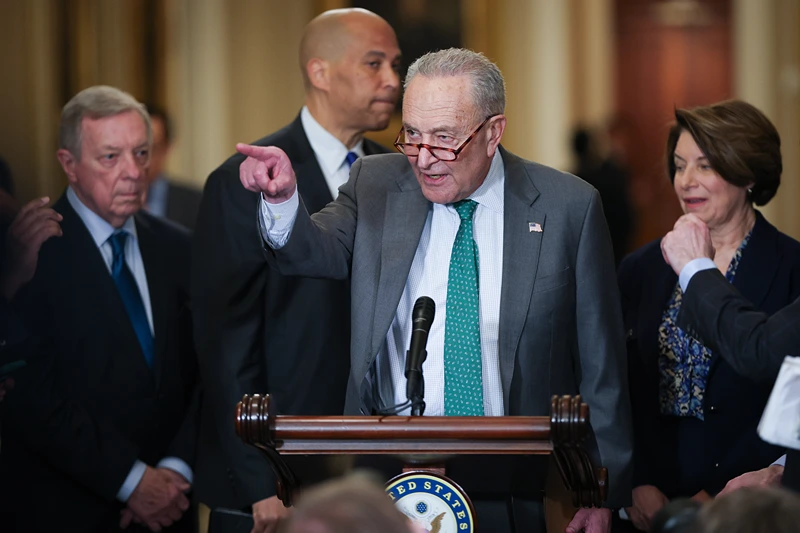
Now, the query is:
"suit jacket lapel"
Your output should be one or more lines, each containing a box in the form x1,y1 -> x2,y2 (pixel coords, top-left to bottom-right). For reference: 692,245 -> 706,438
287,118 -> 391,214
370,172 -> 431,359
641,253 -> 678,376
498,149 -> 542,410
287,117 -> 333,214
708,211 -> 778,371
731,212 -> 778,309
56,195 -> 156,382
57,196 -> 125,321
135,214 -> 168,386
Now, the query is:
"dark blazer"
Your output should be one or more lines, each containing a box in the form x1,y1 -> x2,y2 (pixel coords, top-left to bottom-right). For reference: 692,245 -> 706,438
265,148 -> 633,508
191,114 -> 390,510
618,212 -> 799,498
679,265 -> 800,493
0,193 -> 199,532
165,179 -> 203,230
0,296 -> 28,369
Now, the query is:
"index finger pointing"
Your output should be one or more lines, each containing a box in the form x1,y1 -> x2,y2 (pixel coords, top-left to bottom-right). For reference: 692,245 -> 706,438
236,143 -> 287,161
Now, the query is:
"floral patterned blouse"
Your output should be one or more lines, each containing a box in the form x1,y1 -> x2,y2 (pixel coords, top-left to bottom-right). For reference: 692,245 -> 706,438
657,230 -> 753,420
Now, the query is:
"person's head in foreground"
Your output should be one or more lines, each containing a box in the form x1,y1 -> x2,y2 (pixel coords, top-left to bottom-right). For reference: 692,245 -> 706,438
278,473 -> 421,533
651,499 -> 700,533
692,487 -> 800,533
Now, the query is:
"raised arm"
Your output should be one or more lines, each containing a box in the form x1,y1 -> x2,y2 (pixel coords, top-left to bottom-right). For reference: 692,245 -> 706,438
663,214 -> 796,383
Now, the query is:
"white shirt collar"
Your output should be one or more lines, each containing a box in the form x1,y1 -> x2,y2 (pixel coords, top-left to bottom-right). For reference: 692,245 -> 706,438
300,106 -> 365,175
67,186 -> 138,248
465,150 -> 505,215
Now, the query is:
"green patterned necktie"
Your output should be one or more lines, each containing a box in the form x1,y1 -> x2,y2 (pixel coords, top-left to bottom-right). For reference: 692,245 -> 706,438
444,199 -> 484,416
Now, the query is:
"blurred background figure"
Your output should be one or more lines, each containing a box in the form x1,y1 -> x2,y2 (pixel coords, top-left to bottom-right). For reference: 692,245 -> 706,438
0,145 -> 61,407
0,156 -> 19,270
0,196 -> 62,302
144,105 -> 203,230
278,474 -> 421,533
691,487 -> 800,533
618,100 -> 797,532
571,123 -> 634,266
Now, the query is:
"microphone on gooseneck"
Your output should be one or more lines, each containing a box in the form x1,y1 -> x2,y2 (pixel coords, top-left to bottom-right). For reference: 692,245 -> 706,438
405,296 -> 435,416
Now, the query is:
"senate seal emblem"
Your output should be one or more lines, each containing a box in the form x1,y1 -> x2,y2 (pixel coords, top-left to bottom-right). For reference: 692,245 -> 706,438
386,472 -> 475,533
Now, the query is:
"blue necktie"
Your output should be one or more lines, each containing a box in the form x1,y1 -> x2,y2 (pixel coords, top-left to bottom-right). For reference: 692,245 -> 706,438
443,200 -> 484,416
345,152 -> 359,167
108,231 -> 154,368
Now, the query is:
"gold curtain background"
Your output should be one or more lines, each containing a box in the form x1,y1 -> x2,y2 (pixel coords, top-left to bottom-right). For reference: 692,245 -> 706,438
0,0 -> 798,245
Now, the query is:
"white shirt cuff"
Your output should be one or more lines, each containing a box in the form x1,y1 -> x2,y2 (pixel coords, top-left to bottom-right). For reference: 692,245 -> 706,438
679,257 -> 717,292
116,460 -> 147,502
258,191 -> 299,249
157,456 -> 194,485
773,454 -> 787,467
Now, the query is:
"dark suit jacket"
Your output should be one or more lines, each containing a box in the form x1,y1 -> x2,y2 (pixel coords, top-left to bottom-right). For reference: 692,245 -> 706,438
165,179 -> 203,230
265,148 -> 633,508
618,212 -> 799,498
679,261 -> 800,493
191,114 -> 389,509
0,296 -> 28,369
0,193 -> 199,532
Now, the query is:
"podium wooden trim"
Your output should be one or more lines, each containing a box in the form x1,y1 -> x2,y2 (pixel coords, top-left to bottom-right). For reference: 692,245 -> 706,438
235,394 -> 607,516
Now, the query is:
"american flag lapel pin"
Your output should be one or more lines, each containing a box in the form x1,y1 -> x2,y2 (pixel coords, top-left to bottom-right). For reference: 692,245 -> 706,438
529,222 -> 543,233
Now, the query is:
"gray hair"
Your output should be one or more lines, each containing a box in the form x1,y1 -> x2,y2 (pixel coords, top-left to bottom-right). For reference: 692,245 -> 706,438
280,472 -> 411,533
59,85 -> 151,160
692,487 -> 800,533
405,48 -> 506,119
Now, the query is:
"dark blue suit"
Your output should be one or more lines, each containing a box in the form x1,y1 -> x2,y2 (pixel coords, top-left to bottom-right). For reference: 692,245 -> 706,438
618,212 -> 798,497
0,193 -> 199,532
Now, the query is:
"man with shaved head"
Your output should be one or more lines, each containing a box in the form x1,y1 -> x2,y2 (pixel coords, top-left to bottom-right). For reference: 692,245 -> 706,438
191,8 -> 401,533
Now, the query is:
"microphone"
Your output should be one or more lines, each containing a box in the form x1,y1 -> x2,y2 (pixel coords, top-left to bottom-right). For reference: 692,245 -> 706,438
405,296 -> 435,416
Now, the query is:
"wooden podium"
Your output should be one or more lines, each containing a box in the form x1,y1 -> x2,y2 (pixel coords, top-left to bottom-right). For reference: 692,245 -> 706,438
235,394 -> 607,532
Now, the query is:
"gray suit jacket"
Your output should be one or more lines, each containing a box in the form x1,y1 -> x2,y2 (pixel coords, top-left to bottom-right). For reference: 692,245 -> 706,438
267,147 -> 633,507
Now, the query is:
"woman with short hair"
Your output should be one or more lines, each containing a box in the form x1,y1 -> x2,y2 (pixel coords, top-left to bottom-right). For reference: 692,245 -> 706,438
618,100 -> 798,532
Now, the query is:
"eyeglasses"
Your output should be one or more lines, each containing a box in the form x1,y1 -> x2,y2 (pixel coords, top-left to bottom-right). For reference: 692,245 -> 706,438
394,115 -> 499,162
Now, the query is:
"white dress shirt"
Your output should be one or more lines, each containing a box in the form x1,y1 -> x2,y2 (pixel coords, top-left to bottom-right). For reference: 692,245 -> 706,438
260,151 -> 507,416
67,187 -> 154,334
678,257 -> 717,292
67,187 -> 192,501
300,106 -> 365,199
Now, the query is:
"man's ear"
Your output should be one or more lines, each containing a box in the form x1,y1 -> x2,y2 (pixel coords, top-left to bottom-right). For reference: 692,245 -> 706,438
485,115 -> 507,157
307,58 -> 330,92
56,149 -> 78,185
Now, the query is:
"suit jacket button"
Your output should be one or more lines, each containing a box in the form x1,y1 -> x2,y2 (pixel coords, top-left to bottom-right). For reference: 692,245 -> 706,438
709,405 -> 716,412
715,463 -> 720,468
0,339 -> 6,347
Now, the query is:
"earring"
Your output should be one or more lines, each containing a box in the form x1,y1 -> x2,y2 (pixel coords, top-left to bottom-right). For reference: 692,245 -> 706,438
747,188 -> 753,195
